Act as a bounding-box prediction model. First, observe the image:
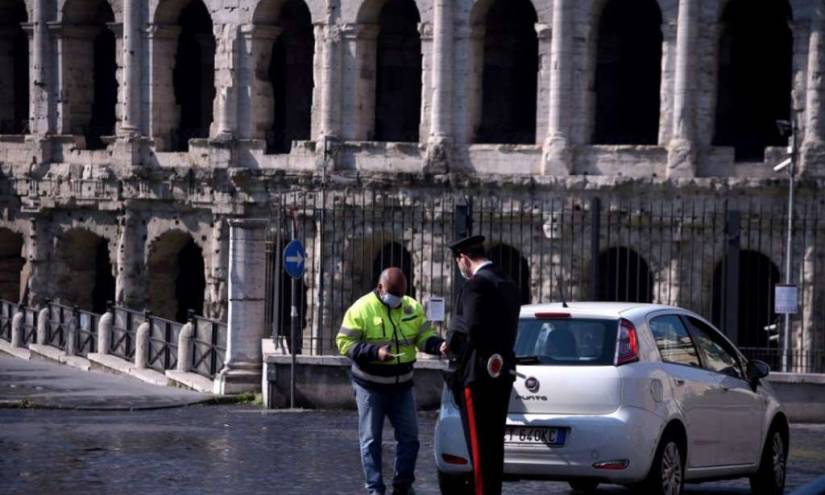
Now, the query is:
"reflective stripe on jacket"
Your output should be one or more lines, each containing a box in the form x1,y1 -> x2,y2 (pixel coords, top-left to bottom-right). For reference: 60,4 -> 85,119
336,291 -> 441,387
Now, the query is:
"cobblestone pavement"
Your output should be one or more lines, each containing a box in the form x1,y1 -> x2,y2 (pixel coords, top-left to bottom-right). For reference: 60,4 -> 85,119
1,406 -> 822,494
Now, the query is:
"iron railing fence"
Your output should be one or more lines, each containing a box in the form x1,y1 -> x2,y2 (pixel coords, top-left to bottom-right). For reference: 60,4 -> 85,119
111,306 -> 142,361
146,313 -> 181,374
21,306 -> 36,345
75,308 -> 99,357
47,303 -> 73,351
263,189 -> 825,373
191,315 -> 227,378
0,300 -> 15,342
740,347 -> 825,375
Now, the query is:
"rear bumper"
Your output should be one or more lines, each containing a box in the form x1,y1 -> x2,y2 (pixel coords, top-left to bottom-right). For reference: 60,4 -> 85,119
503,406 -> 662,483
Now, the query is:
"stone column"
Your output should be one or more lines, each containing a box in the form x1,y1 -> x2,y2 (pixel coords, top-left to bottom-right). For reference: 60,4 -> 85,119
667,0 -> 698,177
237,24 -> 281,141
542,0 -> 573,175
453,23 -> 484,145
320,21 -> 341,142
803,7 -> 825,176
147,25 -> 181,151
214,219 -> 267,394
24,217 -> 51,307
120,0 -> 141,135
207,219 -> 228,321
425,0 -> 452,173
212,24 -> 239,140
340,23 -> 379,141
29,0 -> 52,136
50,23 -> 99,137
115,211 -> 145,309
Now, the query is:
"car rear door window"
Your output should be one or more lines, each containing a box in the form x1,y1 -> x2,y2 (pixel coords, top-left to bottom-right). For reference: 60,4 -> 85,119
649,314 -> 700,367
515,318 -> 618,365
684,316 -> 744,379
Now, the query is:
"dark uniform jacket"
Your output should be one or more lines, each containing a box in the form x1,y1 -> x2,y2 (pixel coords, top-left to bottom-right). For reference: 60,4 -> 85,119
446,264 -> 521,387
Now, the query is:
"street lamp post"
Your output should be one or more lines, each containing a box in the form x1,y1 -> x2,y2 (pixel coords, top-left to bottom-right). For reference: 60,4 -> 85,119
775,119 -> 797,372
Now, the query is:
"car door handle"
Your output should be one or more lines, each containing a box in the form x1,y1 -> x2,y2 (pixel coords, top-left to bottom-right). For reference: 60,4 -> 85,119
674,379 -> 685,386
721,386 -> 730,392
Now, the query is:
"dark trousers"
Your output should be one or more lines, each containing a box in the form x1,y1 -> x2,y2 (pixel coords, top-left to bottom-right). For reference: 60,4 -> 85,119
460,378 -> 513,495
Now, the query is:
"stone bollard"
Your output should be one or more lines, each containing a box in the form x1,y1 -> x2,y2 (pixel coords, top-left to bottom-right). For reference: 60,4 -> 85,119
177,319 -> 195,373
134,312 -> 151,369
10,307 -> 24,348
36,303 -> 49,345
65,307 -> 79,356
97,304 -> 114,355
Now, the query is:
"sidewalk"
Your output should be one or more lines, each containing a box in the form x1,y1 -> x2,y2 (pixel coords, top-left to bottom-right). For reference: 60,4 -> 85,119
0,353 -> 214,410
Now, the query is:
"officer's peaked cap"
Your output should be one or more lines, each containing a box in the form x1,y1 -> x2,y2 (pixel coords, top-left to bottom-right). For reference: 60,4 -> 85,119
448,235 -> 485,256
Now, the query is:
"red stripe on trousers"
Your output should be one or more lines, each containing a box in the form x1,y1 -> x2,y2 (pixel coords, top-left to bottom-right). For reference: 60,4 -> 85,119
464,386 -> 484,495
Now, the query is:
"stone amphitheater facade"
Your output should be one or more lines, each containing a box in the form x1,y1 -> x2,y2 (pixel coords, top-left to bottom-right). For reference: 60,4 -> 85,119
0,0 -> 823,363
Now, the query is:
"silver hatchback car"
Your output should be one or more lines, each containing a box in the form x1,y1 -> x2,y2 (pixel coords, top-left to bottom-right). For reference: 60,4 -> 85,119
434,302 -> 788,495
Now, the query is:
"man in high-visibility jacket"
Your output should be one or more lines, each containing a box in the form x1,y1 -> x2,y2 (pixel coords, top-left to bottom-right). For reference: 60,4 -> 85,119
337,267 -> 446,495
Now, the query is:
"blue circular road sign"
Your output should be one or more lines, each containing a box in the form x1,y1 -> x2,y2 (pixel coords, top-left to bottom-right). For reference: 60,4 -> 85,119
283,240 -> 306,279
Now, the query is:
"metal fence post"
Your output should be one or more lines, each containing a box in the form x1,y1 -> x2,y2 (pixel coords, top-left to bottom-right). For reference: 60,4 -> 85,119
723,209 -> 741,343
590,197 -> 602,300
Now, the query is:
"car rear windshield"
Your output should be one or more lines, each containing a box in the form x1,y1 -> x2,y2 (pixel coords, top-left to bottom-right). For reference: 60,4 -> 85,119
515,318 -> 619,366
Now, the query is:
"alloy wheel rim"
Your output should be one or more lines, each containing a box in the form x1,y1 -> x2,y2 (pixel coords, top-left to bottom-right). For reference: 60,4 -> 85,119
661,442 -> 682,495
772,433 -> 786,487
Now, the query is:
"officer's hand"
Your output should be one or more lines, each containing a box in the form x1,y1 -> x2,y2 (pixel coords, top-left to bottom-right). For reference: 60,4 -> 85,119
439,341 -> 448,357
377,345 -> 392,361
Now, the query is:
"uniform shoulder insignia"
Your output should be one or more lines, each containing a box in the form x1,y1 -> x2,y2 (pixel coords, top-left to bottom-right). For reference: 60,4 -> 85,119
403,305 -> 413,315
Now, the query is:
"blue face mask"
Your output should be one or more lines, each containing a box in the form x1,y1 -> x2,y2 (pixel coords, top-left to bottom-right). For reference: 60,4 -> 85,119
380,293 -> 402,309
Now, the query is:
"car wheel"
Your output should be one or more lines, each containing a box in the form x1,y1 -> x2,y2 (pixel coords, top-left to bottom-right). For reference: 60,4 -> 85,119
568,480 -> 599,493
750,428 -> 787,495
641,433 -> 684,495
437,471 -> 472,495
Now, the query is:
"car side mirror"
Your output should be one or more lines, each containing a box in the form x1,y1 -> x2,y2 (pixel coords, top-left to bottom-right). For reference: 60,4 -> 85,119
747,360 -> 770,388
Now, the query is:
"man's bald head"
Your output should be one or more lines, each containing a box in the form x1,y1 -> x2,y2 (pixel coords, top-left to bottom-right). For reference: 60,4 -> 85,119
378,267 -> 407,297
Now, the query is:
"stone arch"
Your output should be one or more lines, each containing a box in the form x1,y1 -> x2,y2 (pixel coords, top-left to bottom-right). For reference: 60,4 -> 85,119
253,0 -> 315,153
713,0 -> 793,162
147,229 -> 206,322
371,241 -> 415,298
712,249 -> 781,349
0,228 -> 24,303
55,228 -> 115,313
488,243 -> 531,304
0,0 -> 28,135
58,0 -> 117,149
596,246 -> 654,303
472,0 -> 538,144
591,0 -> 662,145
150,0 -> 216,151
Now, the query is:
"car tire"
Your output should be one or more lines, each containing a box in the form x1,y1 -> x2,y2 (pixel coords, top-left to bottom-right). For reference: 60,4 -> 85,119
568,480 -> 599,493
749,428 -> 787,495
640,432 -> 685,495
437,471 -> 472,495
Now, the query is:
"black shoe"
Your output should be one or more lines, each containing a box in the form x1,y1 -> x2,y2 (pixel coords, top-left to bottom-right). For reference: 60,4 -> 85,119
391,485 -> 415,495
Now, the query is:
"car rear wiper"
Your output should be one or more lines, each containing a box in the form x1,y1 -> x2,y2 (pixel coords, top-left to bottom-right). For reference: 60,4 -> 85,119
515,355 -> 540,364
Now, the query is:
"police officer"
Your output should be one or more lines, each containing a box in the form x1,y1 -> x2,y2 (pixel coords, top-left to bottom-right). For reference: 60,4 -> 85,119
337,267 -> 446,495
445,235 -> 520,495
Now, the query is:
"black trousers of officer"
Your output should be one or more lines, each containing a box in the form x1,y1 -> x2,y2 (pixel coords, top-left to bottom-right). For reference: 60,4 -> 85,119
461,377 -> 513,495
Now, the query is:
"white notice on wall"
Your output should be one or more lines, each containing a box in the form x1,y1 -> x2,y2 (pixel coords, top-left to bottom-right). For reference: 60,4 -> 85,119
426,297 -> 445,322
775,284 -> 798,314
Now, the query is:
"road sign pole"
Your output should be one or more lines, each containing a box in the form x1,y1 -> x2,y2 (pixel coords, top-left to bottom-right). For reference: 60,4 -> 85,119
290,216 -> 297,409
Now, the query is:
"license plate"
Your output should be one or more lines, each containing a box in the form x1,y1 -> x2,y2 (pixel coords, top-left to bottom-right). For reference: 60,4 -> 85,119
504,427 -> 566,446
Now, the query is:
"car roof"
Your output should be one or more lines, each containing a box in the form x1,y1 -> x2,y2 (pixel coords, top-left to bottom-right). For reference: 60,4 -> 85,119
520,302 -> 682,319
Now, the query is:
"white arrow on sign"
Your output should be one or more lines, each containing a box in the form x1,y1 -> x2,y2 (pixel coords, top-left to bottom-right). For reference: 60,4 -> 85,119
286,253 -> 304,265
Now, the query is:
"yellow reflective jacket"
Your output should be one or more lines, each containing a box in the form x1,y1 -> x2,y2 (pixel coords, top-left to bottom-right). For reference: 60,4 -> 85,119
336,291 -> 442,388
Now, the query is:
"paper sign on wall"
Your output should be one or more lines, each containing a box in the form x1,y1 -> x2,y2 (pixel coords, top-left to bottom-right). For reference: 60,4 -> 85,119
775,284 -> 798,315
426,297 -> 445,322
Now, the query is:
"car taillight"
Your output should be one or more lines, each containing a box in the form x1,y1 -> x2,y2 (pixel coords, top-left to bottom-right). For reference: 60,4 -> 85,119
615,319 -> 639,366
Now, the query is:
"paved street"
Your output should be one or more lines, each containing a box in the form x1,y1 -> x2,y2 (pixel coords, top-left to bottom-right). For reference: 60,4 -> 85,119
1,404 -> 823,495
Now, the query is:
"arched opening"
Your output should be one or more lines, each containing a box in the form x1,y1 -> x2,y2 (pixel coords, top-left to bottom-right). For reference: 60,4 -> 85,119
713,0 -> 792,162
596,247 -> 653,303
171,0 -> 215,151
475,0 -> 538,144
371,241 -> 414,298
373,0 -> 421,142
713,250 -> 780,348
148,231 -> 206,322
488,244 -> 531,304
61,0 -> 117,149
56,229 -> 115,311
0,228 -> 24,302
265,0 -> 314,153
592,0 -> 662,145
0,1 -> 28,134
